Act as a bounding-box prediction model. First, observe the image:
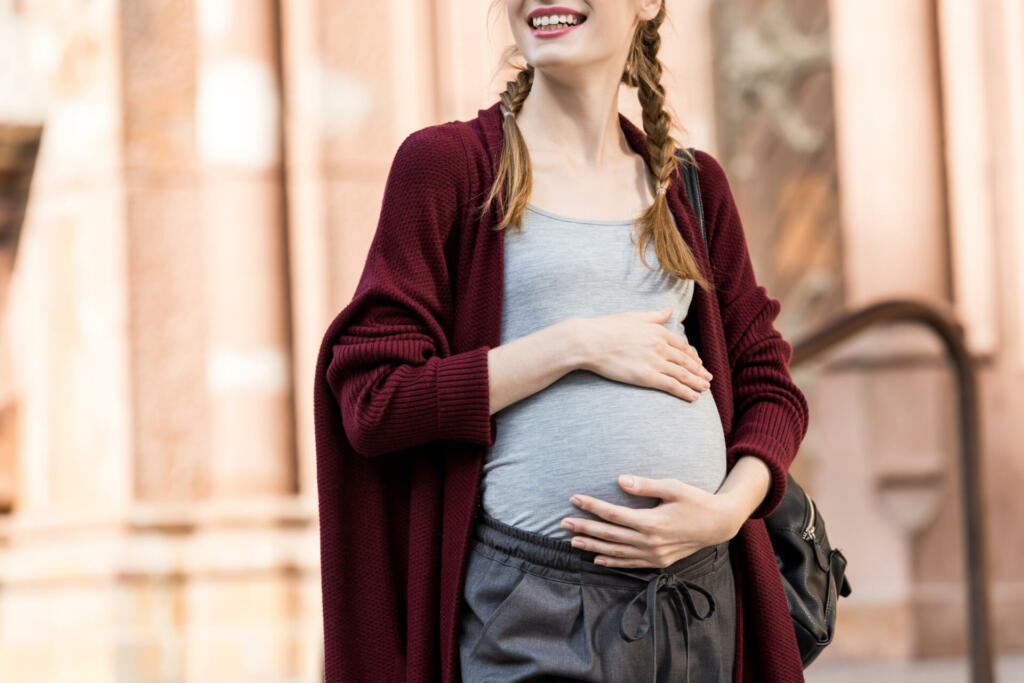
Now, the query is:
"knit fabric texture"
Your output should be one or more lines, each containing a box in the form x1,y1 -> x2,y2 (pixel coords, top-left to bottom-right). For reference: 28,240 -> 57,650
314,99 -> 810,682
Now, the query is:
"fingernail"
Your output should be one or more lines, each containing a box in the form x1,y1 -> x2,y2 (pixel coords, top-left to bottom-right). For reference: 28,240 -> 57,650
622,475 -> 635,489
571,496 -> 582,506
562,519 -> 575,530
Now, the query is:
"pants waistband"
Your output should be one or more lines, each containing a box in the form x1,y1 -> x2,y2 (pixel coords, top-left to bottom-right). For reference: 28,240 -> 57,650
471,509 -> 728,586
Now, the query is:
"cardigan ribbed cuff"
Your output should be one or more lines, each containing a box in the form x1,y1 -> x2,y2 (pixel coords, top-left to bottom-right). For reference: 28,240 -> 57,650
436,345 -> 496,447
727,401 -> 802,519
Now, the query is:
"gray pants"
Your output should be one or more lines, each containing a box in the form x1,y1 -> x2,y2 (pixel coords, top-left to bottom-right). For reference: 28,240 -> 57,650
458,510 -> 736,683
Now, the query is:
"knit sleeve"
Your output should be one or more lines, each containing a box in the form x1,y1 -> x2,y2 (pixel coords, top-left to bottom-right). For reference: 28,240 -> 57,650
325,125 -> 494,457
694,150 -> 810,519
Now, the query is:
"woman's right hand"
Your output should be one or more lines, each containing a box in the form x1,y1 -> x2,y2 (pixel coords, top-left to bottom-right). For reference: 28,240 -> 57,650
575,306 -> 713,402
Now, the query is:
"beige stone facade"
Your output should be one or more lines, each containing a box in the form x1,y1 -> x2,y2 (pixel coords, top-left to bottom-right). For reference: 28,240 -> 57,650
0,0 -> 1022,680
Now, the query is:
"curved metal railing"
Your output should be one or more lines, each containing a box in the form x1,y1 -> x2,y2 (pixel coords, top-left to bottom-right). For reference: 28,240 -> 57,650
788,298 -> 994,683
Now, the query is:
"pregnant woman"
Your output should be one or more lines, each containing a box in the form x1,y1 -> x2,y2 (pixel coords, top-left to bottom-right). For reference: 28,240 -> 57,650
314,1 -> 810,682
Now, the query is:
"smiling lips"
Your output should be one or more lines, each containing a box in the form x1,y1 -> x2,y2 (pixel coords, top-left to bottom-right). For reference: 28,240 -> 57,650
528,7 -> 587,38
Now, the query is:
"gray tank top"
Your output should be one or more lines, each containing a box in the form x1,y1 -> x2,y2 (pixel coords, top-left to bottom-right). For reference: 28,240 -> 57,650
480,203 -> 728,540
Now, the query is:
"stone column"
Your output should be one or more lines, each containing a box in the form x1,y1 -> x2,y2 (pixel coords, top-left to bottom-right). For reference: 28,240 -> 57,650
277,0 -> 331,500
1005,0 -> 1024,372
195,0 -> 295,496
822,0 -> 951,660
918,0 -> 1024,654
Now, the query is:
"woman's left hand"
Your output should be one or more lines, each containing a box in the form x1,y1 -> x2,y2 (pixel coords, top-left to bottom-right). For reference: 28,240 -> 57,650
561,475 -> 745,568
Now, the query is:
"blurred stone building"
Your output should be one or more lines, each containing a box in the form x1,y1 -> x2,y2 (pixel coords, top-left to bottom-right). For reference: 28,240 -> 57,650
0,0 -> 1022,680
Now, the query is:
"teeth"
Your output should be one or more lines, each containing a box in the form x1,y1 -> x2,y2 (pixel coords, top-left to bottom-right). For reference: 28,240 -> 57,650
531,14 -> 581,29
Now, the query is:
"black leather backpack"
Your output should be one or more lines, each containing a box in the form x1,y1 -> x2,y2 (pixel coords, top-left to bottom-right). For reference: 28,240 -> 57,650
677,147 -> 853,668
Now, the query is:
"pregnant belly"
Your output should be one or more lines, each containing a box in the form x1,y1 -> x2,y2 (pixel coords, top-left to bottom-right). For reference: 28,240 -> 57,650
480,369 -> 728,539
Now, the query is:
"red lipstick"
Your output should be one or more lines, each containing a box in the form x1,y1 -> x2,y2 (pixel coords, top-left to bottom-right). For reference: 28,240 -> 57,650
527,6 -> 587,39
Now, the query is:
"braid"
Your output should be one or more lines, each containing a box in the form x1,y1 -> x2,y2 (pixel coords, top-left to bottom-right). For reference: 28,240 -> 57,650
628,4 -> 712,291
479,60 -> 535,231
635,8 -> 679,200
500,63 -> 534,118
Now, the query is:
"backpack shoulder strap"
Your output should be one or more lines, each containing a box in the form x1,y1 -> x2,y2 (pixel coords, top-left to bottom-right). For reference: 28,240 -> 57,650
677,147 -> 709,266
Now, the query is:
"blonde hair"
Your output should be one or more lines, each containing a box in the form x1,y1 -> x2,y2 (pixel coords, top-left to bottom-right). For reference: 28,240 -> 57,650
480,1 -> 712,292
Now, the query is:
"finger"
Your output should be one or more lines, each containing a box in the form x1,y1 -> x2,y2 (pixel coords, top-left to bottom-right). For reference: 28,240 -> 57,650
619,474 -> 689,501
678,337 -> 700,360
663,341 -> 712,381
664,330 -> 705,365
570,494 -> 652,532
633,305 -> 672,320
649,366 -> 703,402
562,516 -> 648,546
593,553 -> 661,569
598,543 -> 701,568
657,357 -> 711,394
570,534 -> 645,560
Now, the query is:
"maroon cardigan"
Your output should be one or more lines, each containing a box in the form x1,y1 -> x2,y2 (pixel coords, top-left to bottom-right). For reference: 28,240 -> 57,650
315,99 -> 809,682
